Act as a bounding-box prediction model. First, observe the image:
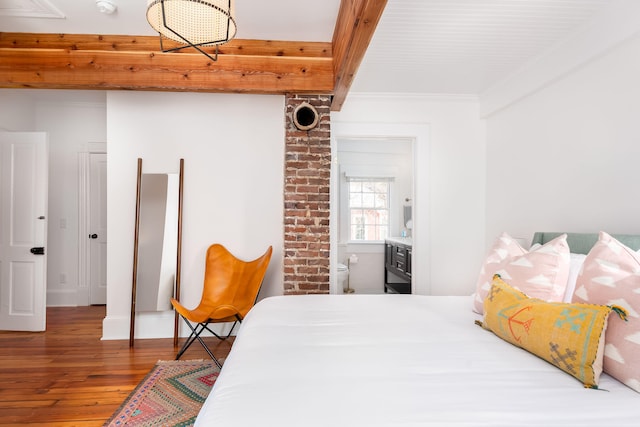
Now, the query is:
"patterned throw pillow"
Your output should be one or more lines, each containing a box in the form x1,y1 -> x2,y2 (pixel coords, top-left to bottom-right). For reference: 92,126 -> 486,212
572,231 -> 640,392
473,233 -> 571,314
480,275 -> 626,388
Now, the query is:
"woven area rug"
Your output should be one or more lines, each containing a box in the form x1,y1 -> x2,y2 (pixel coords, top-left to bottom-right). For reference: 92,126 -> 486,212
105,360 -> 220,427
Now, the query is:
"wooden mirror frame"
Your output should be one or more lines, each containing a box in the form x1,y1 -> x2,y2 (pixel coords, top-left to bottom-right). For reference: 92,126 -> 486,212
129,158 -> 184,347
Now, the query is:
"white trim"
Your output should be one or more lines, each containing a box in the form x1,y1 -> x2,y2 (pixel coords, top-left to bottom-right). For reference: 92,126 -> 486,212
77,286 -> 89,307
480,1 -> 640,118
46,289 -> 77,307
330,135 -> 340,294
77,151 -> 90,305
103,312 -> 236,340
102,314 -> 133,340
343,170 -> 397,180
349,92 -> 479,103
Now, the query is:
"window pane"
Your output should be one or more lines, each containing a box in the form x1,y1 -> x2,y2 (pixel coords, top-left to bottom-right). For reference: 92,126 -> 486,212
349,181 -> 362,193
375,182 -> 388,192
374,193 -> 388,208
362,193 -> 374,208
347,178 -> 391,241
350,193 -> 362,208
364,225 -> 379,240
362,181 -> 376,193
362,209 -> 377,225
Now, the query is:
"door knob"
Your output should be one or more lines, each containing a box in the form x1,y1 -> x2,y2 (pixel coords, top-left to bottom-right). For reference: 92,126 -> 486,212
89,234 -> 98,239
30,247 -> 45,255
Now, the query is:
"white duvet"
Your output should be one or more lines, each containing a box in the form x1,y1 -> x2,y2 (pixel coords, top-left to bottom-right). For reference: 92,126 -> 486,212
196,295 -> 640,426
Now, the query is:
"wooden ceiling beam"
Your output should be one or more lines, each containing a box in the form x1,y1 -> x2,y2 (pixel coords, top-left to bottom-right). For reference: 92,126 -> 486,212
0,33 -> 333,94
0,0 -> 388,110
0,33 -> 332,58
331,0 -> 387,111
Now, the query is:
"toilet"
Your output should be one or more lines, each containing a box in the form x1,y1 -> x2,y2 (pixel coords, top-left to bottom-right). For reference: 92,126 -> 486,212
337,262 -> 350,292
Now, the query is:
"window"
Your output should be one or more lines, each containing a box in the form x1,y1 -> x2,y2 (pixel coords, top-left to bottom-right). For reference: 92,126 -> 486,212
348,179 -> 390,241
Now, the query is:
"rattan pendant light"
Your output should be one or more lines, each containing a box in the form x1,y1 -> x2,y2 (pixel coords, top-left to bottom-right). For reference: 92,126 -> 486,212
146,0 -> 237,61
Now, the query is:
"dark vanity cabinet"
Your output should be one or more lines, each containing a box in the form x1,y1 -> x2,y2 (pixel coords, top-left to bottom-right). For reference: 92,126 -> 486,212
384,239 -> 412,294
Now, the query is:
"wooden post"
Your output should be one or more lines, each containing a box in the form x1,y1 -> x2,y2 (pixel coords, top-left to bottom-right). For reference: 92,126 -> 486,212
174,159 -> 184,347
129,158 -> 143,347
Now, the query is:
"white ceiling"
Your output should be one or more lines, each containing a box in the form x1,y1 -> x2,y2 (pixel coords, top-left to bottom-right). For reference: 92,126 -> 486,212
0,0 -> 615,95
0,0 -> 341,40
353,0 -> 612,94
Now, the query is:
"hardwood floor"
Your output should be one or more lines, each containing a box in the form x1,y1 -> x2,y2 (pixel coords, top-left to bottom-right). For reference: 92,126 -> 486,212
0,306 -> 233,426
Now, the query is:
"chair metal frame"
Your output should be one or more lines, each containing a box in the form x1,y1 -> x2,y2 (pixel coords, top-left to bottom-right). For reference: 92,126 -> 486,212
175,314 -> 241,368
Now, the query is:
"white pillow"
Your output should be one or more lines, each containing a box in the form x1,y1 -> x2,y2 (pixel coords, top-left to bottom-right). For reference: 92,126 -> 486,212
564,253 -> 586,302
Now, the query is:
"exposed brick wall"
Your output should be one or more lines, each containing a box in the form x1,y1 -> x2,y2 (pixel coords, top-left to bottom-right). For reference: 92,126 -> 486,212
283,94 -> 331,295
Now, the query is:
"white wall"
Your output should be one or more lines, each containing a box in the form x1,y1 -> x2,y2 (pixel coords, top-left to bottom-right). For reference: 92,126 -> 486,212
484,31 -> 640,245
332,94 -> 486,296
103,91 -> 285,339
0,90 -> 36,131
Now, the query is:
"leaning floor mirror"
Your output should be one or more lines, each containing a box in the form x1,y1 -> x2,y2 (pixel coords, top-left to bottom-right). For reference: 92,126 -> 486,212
130,158 -> 184,347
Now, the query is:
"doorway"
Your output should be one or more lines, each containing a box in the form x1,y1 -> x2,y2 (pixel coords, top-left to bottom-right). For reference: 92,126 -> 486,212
334,137 -> 413,294
330,121 -> 430,295
79,145 -> 107,306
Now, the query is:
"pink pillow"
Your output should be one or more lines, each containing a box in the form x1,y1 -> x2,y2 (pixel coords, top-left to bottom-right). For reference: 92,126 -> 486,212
472,233 -> 570,314
573,231 -> 640,392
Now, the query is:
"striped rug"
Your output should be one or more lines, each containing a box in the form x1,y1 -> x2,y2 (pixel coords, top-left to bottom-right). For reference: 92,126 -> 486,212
105,360 -> 220,427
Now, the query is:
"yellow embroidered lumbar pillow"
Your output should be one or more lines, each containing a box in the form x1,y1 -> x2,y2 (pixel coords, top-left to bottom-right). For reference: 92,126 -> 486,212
481,275 -> 626,388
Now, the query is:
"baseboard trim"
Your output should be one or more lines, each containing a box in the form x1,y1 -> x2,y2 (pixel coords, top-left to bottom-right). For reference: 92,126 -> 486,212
46,289 -> 77,307
102,311 -> 237,340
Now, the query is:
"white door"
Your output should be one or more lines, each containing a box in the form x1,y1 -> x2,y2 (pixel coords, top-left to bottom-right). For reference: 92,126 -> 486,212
89,153 -> 107,305
0,132 -> 48,331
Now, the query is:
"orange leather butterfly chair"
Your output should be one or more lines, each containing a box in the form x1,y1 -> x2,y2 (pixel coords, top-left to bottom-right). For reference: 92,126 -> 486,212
172,244 -> 273,367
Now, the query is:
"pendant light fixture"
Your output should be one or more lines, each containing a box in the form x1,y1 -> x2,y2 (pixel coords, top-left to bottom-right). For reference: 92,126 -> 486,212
96,0 -> 117,15
146,0 -> 237,61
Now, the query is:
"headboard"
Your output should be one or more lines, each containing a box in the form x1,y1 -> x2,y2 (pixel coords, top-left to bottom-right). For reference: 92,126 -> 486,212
531,232 -> 640,254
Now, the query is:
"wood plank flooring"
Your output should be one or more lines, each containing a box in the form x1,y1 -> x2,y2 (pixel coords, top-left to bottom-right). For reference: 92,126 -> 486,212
0,306 -> 233,426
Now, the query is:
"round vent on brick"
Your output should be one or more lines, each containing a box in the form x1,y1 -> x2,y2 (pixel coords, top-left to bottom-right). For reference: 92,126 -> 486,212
293,102 -> 319,131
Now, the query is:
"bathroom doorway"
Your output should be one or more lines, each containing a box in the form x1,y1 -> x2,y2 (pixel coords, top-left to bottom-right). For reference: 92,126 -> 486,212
330,122 -> 430,295
334,137 -> 413,294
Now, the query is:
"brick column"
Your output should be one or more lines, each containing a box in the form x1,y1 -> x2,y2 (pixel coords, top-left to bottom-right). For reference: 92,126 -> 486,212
283,94 -> 331,294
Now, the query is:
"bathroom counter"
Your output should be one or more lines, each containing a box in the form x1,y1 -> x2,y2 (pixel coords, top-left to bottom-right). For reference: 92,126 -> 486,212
385,236 -> 412,247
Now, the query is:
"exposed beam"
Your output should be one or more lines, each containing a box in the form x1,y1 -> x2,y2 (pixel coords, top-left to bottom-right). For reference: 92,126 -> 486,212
0,33 -> 332,58
331,0 -> 387,111
0,33 -> 333,94
0,0 -> 387,110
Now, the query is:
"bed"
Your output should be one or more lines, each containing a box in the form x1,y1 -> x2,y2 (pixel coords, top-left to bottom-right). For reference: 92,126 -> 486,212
195,232 -> 640,426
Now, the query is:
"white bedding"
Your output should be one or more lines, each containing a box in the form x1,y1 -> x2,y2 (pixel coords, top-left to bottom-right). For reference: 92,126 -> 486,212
195,295 -> 640,426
